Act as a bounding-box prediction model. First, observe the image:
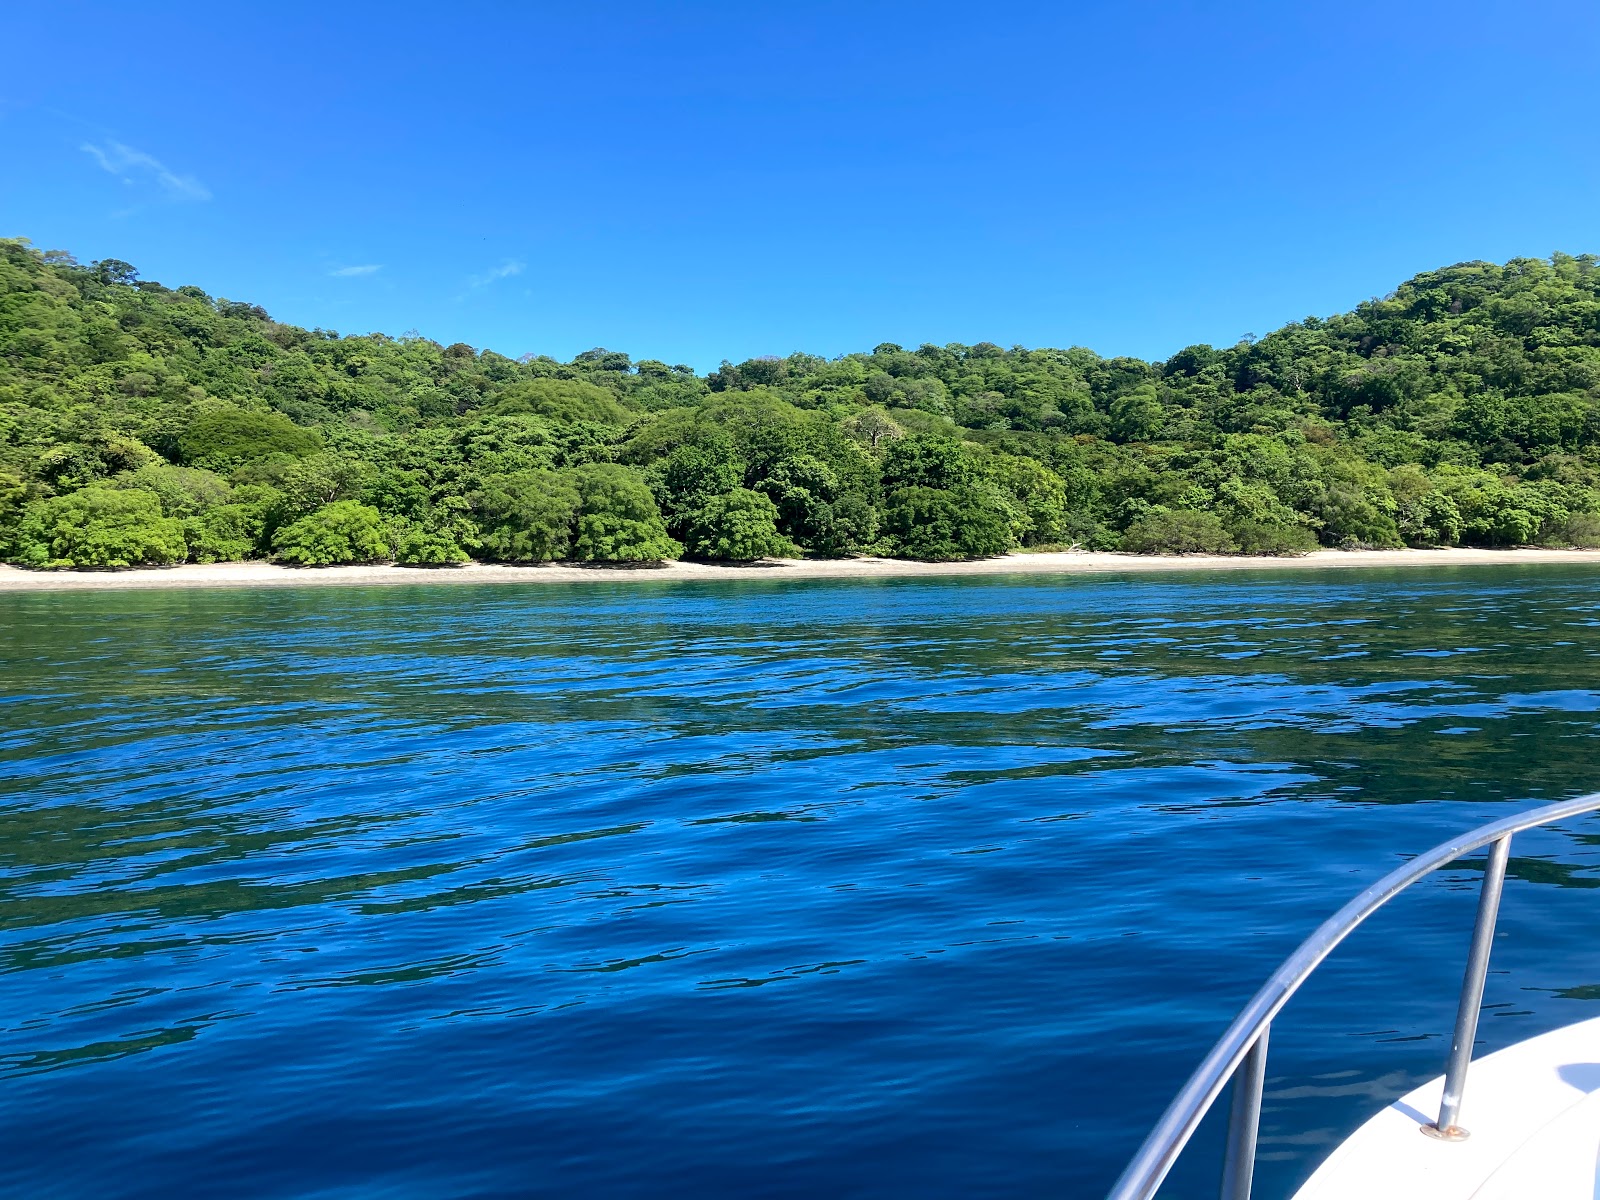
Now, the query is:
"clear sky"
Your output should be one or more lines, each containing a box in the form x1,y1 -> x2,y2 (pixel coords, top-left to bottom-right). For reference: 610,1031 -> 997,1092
3,1 -> 1597,370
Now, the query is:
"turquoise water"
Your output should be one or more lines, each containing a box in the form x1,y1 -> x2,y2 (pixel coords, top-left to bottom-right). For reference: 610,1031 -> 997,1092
5,566 -> 1600,1198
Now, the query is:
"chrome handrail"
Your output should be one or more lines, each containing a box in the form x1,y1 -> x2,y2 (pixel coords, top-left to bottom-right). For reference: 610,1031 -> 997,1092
1106,792 -> 1600,1200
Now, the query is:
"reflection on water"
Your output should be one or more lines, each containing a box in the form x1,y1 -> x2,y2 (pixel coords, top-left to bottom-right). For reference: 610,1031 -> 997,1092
4,566 -> 1600,1197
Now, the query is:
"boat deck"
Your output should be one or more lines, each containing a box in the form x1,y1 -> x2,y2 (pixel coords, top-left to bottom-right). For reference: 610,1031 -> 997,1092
1293,1014 -> 1600,1199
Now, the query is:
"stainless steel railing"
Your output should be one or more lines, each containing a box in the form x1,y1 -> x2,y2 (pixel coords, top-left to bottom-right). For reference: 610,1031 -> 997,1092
1106,792 -> 1600,1200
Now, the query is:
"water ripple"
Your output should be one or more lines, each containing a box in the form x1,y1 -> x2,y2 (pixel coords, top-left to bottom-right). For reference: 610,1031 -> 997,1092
4,567 -> 1600,1197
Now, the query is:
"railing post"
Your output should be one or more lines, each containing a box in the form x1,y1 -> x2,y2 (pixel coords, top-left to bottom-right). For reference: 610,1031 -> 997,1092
1219,1024 -> 1269,1200
1427,833 -> 1511,1140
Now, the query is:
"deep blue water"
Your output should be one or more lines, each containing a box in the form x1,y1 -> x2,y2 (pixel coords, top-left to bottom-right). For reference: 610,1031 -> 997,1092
5,566 -> 1600,1198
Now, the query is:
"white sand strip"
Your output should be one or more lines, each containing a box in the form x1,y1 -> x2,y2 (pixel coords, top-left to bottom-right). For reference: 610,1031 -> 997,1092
2,547 -> 1600,592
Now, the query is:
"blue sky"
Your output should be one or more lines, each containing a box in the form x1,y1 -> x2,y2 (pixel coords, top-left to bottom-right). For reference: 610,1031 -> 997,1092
3,1 -> 1597,370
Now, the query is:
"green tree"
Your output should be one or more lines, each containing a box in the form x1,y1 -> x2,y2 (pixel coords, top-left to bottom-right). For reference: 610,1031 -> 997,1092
986,454 -> 1071,545
118,464 -> 233,517
365,467 -> 432,521
653,437 -> 742,535
1109,383 -> 1166,442
0,472 -> 29,557
490,378 -> 633,425
179,408 -> 322,470
38,435 -> 159,492
684,488 -> 791,560
271,501 -> 388,565
881,434 -> 976,491
179,484 -> 278,562
184,505 -> 263,562
570,463 -> 681,561
471,470 -> 581,562
1306,459 -> 1403,548
10,236 -> 1600,568
882,485 -> 1014,560
391,518 -> 470,565
274,453 -> 376,520
1390,467 -> 1463,547
453,416 -> 558,479
14,487 -> 187,568
1432,469 -> 1556,546
757,454 -> 859,550
822,493 -> 880,555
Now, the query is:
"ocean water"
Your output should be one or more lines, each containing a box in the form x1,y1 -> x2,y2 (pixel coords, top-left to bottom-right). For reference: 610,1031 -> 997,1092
5,565 -> 1600,1198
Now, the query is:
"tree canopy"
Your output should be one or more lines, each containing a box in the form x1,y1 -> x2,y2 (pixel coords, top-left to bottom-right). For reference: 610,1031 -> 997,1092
4,238 -> 1600,569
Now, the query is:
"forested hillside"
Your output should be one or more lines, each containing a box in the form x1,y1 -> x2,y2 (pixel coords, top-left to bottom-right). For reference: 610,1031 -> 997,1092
3,238 -> 1600,569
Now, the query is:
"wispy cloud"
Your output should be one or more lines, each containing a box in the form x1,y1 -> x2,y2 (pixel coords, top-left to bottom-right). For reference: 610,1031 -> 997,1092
468,259 -> 525,288
81,140 -> 211,202
328,264 -> 382,277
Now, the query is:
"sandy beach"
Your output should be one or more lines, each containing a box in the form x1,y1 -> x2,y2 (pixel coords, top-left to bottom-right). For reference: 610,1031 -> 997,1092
3,546 -> 1600,591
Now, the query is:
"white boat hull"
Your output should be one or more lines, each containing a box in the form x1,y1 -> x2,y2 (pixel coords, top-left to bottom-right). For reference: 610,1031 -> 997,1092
1293,1015 -> 1600,1199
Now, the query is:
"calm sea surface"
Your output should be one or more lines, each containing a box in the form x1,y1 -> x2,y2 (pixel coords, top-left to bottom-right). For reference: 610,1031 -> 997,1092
5,566 -> 1600,1198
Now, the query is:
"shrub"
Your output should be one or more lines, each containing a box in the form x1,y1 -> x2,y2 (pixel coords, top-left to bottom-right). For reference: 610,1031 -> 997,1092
684,488 -> 791,560
1547,512 -> 1600,548
1120,509 -> 1237,555
1229,520 -> 1318,556
271,501 -> 388,565
13,487 -> 186,568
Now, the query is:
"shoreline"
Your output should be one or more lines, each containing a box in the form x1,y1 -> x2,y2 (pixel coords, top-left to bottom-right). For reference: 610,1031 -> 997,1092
3,547 -> 1600,591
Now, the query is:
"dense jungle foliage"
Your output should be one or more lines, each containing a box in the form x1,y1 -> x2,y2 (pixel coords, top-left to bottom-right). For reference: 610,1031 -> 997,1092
4,238 -> 1600,568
